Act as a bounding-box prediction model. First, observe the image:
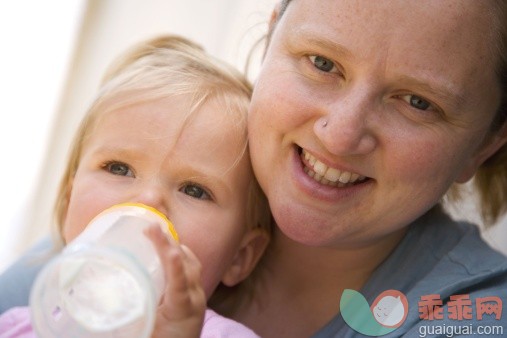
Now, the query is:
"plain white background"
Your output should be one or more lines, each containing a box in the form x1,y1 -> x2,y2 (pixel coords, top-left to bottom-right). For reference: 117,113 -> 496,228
0,0 -> 85,272
1,0 -> 506,273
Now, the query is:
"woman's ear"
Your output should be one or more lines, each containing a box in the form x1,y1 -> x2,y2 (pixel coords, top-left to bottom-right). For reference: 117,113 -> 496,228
221,228 -> 270,287
269,2 -> 282,31
456,125 -> 507,183
263,1 -> 283,56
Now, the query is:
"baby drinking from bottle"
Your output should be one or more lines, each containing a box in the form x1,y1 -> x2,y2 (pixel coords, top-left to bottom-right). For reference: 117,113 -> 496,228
0,35 -> 271,338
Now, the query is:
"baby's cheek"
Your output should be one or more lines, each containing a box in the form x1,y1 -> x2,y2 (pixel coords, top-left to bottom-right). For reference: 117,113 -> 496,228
198,257 -> 226,298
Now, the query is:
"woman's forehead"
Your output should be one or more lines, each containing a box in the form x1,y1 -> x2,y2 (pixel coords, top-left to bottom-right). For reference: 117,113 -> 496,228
280,0 -> 496,50
275,0 -> 500,112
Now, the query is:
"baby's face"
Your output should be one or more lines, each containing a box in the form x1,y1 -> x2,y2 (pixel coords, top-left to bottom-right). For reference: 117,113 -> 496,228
63,95 -> 253,296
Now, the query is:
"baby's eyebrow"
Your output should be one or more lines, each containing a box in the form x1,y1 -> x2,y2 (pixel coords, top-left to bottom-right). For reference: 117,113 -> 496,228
92,144 -> 143,157
177,168 -> 231,198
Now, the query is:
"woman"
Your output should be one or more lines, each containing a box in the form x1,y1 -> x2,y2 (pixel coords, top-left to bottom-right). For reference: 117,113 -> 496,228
218,0 -> 507,337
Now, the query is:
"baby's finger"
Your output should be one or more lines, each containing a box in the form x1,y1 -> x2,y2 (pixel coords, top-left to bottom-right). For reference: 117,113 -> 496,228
144,226 -> 200,296
144,225 -> 206,338
180,245 -> 206,309
144,224 -> 178,251
145,226 -> 194,312
179,244 -> 203,289
144,225 -> 185,284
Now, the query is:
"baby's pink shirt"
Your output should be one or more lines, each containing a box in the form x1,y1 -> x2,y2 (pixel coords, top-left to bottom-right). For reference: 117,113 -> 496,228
0,307 -> 35,338
0,307 -> 259,338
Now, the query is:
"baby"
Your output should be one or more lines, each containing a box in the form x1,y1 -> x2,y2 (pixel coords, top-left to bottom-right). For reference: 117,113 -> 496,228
0,35 -> 270,337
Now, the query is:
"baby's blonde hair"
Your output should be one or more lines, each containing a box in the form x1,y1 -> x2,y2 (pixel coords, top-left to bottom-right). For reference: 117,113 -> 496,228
53,35 -> 271,244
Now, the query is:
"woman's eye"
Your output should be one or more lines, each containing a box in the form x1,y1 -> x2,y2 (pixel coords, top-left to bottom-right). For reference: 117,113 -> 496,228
105,162 -> 134,177
401,94 -> 431,111
181,184 -> 211,200
309,55 -> 337,73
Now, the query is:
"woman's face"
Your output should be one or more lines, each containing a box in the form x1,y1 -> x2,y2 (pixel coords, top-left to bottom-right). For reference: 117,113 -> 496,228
249,0 -> 503,247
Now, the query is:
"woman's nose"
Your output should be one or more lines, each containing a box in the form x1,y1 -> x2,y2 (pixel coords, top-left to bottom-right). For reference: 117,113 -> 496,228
313,89 -> 377,156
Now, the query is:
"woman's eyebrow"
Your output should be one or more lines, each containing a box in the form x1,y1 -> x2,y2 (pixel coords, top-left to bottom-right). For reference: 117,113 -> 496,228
288,26 -> 353,59
288,28 -> 466,107
396,75 -> 467,110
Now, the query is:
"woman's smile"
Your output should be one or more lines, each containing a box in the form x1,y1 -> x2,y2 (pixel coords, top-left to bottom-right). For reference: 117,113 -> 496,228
299,148 -> 367,187
287,145 -> 373,205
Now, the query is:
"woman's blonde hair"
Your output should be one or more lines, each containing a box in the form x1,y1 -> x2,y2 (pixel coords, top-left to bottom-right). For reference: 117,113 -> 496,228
53,35 -> 271,243
447,0 -> 507,226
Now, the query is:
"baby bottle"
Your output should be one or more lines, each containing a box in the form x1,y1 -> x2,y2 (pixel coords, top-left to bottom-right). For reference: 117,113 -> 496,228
30,203 -> 179,338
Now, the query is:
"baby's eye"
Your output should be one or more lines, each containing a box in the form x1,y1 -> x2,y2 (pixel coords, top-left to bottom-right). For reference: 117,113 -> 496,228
105,161 -> 134,177
181,184 -> 211,200
309,55 -> 337,73
400,94 -> 432,111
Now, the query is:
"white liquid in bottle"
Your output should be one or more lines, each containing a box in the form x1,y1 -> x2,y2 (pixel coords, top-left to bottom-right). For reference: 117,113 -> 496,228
30,203 -> 178,338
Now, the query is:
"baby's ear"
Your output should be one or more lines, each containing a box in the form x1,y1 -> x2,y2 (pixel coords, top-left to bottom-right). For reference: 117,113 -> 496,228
221,228 -> 269,287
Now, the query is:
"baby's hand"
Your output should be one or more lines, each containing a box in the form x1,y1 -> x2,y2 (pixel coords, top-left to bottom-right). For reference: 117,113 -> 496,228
144,225 -> 206,338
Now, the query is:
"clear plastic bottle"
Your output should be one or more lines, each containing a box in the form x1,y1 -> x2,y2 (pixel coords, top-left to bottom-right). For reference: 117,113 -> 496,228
30,203 -> 178,338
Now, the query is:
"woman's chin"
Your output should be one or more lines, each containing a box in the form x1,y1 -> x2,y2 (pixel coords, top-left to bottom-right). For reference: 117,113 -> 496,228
271,202 -> 346,247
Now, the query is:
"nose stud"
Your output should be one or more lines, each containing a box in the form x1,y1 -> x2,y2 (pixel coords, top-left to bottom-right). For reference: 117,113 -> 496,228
322,119 -> 328,127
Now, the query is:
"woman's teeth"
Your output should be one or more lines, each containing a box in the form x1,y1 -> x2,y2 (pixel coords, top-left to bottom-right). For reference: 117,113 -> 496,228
301,149 -> 365,187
